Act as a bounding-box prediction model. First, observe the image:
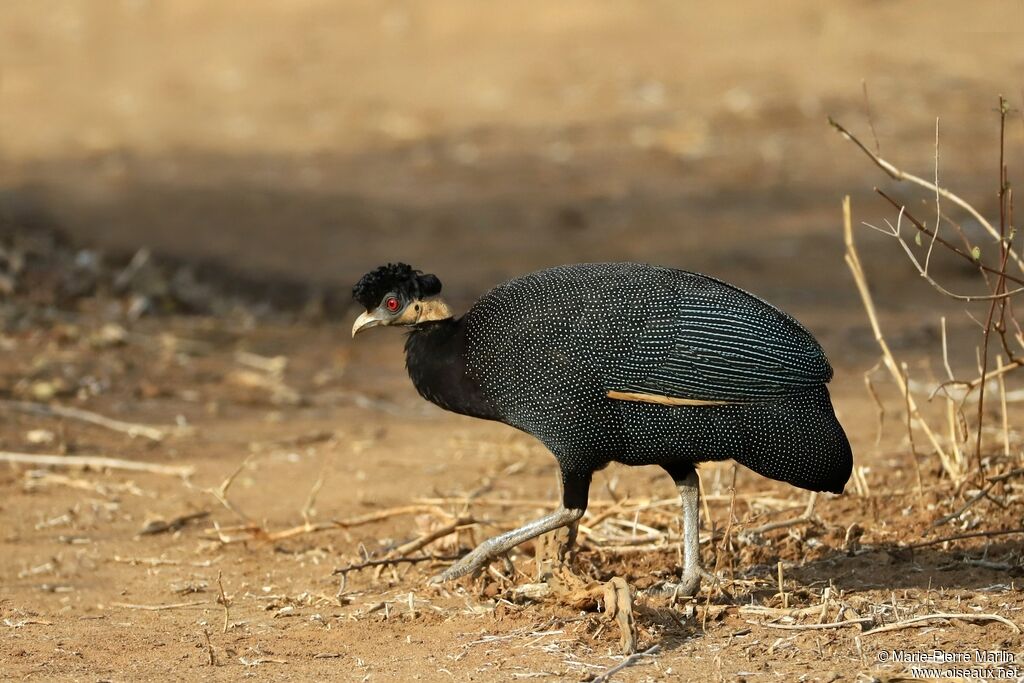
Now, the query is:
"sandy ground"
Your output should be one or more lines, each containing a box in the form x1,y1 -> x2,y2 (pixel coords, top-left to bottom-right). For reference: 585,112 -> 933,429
2,2 -> 1024,681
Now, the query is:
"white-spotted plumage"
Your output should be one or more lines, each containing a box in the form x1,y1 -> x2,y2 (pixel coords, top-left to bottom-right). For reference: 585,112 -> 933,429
461,262 -> 851,493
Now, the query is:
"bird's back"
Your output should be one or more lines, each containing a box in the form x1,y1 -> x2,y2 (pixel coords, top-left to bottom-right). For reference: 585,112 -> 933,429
464,262 -> 831,399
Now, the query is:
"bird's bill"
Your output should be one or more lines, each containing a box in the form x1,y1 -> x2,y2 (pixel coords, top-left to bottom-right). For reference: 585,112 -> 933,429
351,310 -> 386,337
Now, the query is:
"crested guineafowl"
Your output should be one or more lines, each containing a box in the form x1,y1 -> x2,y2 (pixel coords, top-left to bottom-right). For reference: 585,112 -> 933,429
351,262 -> 852,593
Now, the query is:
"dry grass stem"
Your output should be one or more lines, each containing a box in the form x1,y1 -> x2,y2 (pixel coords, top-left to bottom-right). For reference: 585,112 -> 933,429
702,464 -> 738,630
843,196 -> 959,478
201,454 -> 255,523
997,356 -> 1011,457
138,511 -> 210,536
750,617 -> 875,631
333,553 -> 460,576
0,399 -> 172,441
863,362 -> 885,445
861,612 -> 1020,636
742,492 -> 817,537
739,605 -> 829,618
931,467 -> 1024,528
0,451 -> 194,477
112,555 -> 220,567
202,629 -> 215,666
300,457 -> 330,528
336,505 -> 456,527
216,571 -> 231,634
906,526 -> 1024,550
111,601 -> 209,611
391,517 -> 476,557
201,504 -> 456,544
901,363 -> 925,501
415,496 -> 579,509
777,561 -> 788,609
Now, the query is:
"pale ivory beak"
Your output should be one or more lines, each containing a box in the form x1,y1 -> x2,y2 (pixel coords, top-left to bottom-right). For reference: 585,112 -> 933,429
351,310 -> 386,337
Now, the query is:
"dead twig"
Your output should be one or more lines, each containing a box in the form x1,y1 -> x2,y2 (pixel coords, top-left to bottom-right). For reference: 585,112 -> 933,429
0,451 -> 194,477
843,196 -> 958,478
23,471 -> 149,498
589,644 -> 660,683
863,361 -> 886,445
829,117 -> 1024,272
112,555 -> 220,568
333,553 -> 461,576
239,657 -> 288,667
902,363 -> 925,502
202,504 -> 456,544
861,612 -> 1020,636
0,399 -> 171,441
777,561 -> 788,609
595,541 -> 685,555
997,356 -> 1011,457
749,617 -> 875,631
201,454 -> 255,523
138,511 -> 210,536
862,199 -> 1022,302
334,505 -> 456,527
741,492 -> 817,537
874,190 -> 1024,290
111,601 -> 209,611
739,605 -> 831,618
202,628 -> 215,666
930,467 -> 1024,528
390,516 -> 476,557
301,456 -> 330,528
906,526 -> 1024,550
974,97 -> 1015,476
216,571 -> 231,634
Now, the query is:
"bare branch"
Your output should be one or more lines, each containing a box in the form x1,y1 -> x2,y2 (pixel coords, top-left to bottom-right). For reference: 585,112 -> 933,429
829,116 -> 1024,272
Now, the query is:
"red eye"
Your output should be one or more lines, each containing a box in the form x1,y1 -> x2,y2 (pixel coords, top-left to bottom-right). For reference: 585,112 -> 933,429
385,297 -> 400,312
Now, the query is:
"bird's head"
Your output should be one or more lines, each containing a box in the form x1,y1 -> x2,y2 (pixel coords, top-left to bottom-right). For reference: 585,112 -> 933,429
351,263 -> 452,337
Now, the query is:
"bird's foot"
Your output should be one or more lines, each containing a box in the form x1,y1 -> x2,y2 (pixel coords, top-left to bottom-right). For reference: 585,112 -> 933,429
645,566 -> 718,600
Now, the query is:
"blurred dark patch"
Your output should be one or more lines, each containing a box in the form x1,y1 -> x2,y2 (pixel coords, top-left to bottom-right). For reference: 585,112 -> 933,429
0,126 -> 995,351
0,194 -> 349,322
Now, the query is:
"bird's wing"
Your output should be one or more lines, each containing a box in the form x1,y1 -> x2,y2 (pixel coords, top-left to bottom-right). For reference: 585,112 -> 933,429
605,272 -> 832,404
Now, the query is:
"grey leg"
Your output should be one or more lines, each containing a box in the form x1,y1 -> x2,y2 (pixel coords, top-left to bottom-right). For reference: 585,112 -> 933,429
653,464 -> 715,598
675,469 -> 714,596
432,471 -> 591,583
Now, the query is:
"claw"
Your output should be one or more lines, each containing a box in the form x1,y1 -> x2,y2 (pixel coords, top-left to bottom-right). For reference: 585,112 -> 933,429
645,567 -> 720,600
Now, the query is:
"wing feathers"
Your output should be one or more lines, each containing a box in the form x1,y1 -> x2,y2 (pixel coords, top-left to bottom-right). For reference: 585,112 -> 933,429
606,273 -> 832,403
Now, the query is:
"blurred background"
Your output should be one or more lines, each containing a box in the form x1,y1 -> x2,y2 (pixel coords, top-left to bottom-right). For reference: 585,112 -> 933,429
3,6 -> 1024,677
1,0 -> 1022,321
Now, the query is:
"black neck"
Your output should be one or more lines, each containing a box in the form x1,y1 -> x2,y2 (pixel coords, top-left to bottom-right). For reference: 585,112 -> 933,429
404,318 -> 500,421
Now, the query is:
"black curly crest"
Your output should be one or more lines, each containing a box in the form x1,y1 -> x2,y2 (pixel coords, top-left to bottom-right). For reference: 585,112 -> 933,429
352,263 -> 443,309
